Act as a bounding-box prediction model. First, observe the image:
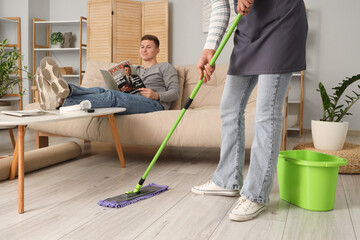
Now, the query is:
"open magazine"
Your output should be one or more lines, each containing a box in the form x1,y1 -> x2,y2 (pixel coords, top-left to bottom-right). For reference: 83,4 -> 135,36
1,109 -> 52,117
100,60 -> 145,94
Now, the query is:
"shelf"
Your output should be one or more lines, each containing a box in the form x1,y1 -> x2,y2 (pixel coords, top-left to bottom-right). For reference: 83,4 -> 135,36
0,96 -> 21,102
287,125 -> 300,131
292,73 -> 302,77
1,45 -> 19,49
62,75 -> 82,78
34,47 -> 87,51
34,19 -> 87,24
0,17 -> 18,23
288,100 -> 301,104
9,74 -> 19,78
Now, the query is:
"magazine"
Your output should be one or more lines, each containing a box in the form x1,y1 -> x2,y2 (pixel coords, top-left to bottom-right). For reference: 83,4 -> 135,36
100,60 -> 145,94
1,109 -> 52,117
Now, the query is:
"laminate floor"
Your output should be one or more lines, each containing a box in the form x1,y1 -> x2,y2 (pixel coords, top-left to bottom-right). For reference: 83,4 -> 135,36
0,129 -> 359,240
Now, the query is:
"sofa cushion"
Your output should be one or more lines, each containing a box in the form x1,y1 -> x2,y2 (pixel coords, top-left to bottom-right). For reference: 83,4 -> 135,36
29,118 -> 94,140
181,64 -> 227,109
81,60 -> 117,88
181,64 -> 258,109
170,65 -> 185,110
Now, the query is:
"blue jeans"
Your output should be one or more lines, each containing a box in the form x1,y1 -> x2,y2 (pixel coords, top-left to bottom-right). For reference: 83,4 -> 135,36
212,74 -> 291,204
62,84 -> 164,114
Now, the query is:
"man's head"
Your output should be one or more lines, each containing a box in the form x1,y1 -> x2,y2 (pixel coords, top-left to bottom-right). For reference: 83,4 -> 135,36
140,35 -> 160,61
124,65 -> 131,76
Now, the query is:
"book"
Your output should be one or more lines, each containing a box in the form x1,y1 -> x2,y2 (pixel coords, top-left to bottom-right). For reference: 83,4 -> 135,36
1,109 -> 53,117
100,60 -> 145,94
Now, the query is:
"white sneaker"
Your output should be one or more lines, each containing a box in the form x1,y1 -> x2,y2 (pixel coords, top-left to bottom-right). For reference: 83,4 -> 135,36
40,56 -> 70,98
191,180 -> 240,196
35,67 -> 59,110
229,196 -> 266,221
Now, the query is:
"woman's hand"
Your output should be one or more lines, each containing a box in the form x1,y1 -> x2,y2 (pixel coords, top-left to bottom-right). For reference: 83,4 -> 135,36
139,88 -> 159,100
237,0 -> 254,16
196,49 -> 216,83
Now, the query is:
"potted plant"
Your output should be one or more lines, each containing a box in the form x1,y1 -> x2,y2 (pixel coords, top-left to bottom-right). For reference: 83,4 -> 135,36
50,32 -> 64,48
0,39 -> 32,98
312,74 -> 360,150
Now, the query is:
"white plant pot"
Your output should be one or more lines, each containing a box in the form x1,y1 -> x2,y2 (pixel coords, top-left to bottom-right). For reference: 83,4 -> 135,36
311,120 -> 349,151
51,42 -> 62,48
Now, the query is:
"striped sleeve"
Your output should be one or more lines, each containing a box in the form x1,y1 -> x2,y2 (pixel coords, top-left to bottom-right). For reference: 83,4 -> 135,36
204,0 -> 230,50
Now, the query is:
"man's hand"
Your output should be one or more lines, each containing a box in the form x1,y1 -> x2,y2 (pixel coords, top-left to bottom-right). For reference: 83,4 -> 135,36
196,49 -> 216,83
139,88 -> 159,100
237,0 -> 254,16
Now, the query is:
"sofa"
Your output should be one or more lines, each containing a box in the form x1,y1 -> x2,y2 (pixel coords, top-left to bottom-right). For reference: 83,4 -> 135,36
29,61 -> 288,163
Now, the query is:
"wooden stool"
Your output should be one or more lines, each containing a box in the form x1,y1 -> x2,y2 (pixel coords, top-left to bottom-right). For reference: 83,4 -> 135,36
293,142 -> 360,174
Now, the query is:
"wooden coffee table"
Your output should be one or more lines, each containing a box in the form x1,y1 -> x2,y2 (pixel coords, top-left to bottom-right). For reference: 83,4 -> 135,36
0,107 -> 126,213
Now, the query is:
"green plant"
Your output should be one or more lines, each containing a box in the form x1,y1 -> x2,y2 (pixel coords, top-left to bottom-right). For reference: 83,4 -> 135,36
0,39 -> 33,98
317,74 -> 360,122
50,32 -> 64,45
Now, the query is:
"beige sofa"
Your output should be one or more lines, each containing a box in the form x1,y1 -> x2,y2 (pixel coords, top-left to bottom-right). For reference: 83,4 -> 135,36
29,61 -> 288,162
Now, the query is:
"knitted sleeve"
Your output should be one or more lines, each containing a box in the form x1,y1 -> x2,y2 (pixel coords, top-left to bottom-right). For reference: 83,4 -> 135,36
204,0 -> 231,50
157,63 -> 179,108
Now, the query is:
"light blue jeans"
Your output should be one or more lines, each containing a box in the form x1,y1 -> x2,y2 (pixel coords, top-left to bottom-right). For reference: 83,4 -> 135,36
62,84 -> 164,114
212,73 -> 292,204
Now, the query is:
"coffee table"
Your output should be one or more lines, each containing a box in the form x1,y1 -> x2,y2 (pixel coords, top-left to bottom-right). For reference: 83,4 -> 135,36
0,107 -> 126,213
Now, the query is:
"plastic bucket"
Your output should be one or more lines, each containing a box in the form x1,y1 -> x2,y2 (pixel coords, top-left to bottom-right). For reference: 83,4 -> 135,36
277,150 -> 347,211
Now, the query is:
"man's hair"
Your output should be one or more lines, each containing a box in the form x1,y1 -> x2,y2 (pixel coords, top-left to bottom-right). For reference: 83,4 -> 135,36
141,35 -> 160,48
124,64 -> 131,70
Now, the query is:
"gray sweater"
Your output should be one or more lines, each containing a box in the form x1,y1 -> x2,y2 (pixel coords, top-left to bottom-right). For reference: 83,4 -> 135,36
136,63 -> 179,110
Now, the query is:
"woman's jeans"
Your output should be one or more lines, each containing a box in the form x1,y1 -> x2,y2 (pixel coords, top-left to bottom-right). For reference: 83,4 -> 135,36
212,73 -> 292,204
62,84 -> 164,114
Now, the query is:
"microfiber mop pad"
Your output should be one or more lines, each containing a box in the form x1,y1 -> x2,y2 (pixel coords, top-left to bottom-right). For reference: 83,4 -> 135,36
98,183 -> 168,208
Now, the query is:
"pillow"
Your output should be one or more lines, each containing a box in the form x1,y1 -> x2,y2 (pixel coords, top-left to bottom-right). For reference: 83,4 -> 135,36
81,60 -> 117,88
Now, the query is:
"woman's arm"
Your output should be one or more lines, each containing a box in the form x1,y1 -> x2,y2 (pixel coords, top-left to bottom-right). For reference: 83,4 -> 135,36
197,0 -> 230,82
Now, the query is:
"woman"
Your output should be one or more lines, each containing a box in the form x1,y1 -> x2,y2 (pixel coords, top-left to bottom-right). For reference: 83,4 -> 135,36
192,0 -> 308,222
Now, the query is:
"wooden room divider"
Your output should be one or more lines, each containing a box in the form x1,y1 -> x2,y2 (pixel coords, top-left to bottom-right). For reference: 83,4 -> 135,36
87,0 -> 168,65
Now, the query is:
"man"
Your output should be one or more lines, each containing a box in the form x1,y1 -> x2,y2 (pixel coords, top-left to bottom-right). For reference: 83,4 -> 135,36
35,35 -> 179,114
122,64 -> 138,87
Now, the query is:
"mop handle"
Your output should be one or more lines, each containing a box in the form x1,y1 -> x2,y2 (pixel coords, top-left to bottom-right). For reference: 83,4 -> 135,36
130,14 -> 243,193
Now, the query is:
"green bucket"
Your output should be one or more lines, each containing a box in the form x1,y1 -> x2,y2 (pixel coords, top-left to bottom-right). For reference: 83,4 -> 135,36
277,150 -> 347,211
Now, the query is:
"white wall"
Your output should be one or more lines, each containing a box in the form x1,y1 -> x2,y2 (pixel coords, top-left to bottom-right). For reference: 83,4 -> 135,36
49,0 -> 87,20
0,0 -> 30,107
30,0 -> 51,62
168,0 -> 234,65
29,0 -> 50,102
1,0 -> 359,130
48,0 -> 87,86
302,0 -> 360,130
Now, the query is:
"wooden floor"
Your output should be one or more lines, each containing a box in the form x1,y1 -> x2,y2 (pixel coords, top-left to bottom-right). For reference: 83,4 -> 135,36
0,128 -> 359,240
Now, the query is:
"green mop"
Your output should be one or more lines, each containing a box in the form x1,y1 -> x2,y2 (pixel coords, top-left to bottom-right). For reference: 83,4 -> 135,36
98,13 -> 243,208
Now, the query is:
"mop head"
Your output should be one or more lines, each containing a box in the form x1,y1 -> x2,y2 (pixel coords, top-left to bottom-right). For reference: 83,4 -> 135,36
98,183 -> 168,208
